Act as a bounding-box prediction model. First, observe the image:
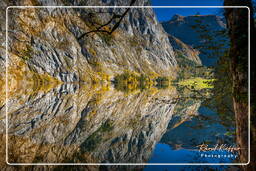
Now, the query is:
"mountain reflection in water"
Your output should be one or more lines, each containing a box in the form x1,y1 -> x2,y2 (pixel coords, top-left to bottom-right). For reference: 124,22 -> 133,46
4,81 -> 236,168
145,107 -> 237,170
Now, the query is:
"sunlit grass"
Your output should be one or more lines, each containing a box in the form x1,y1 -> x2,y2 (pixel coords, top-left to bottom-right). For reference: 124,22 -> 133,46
177,77 -> 216,90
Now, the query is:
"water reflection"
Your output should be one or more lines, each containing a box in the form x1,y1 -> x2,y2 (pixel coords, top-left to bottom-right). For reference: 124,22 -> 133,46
4,75 -> 236,168
7,82 -> 178,164
147,107 -> 236,163
161,107 -> 235,149
145,144 -> 235,171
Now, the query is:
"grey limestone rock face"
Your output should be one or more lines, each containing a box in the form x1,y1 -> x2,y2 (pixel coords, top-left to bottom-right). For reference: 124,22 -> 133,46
0,0 -> 181,167
5,0 -> 177,83
0,0 -> 212,169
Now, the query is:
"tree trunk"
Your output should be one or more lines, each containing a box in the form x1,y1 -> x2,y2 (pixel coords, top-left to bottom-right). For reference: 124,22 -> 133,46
224,0 -> 255,170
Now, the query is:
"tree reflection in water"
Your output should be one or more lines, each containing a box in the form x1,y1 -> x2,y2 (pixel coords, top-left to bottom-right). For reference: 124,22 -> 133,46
3,69 -> 236,169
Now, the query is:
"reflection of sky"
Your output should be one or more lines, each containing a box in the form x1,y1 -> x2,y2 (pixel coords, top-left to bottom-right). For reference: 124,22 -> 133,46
159,107 -> 236,150
144,106 -> 236,170
151,0 -> 224,21
144,143 -> 237,171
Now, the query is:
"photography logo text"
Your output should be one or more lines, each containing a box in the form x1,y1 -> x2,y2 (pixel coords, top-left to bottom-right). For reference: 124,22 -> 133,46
197,144 -> 240,159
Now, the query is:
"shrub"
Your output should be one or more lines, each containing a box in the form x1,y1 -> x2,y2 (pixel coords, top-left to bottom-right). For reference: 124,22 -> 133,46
155,77 -> 169,89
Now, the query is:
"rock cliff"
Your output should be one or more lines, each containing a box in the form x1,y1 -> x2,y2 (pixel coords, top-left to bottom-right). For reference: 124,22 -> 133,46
0,0 -> 214,169
5,0 -> 177,84
168,35 -> 202,66
0,0 -> 181,168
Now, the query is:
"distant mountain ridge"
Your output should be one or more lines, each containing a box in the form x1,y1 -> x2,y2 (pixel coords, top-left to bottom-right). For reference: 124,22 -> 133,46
162,14 -> 227,66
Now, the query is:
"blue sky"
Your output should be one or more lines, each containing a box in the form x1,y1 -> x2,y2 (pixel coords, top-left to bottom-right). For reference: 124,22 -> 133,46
151,0 -> 224,21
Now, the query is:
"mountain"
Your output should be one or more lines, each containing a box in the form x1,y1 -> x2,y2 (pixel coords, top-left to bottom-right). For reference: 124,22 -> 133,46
0,0 -> 218,169
0,0 -> 182,169
168,35 -> 202,66
3,0 -> 177,85
162,14 -> 227,66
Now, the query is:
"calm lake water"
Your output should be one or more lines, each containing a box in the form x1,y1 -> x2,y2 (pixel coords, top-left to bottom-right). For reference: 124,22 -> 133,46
144,106 -> 237,170
6,82 -> 237,168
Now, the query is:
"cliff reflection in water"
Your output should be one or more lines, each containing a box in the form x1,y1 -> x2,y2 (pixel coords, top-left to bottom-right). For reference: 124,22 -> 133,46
7,81 -> 179,164
0,3 -> 238,171
2,70 -> 236,170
